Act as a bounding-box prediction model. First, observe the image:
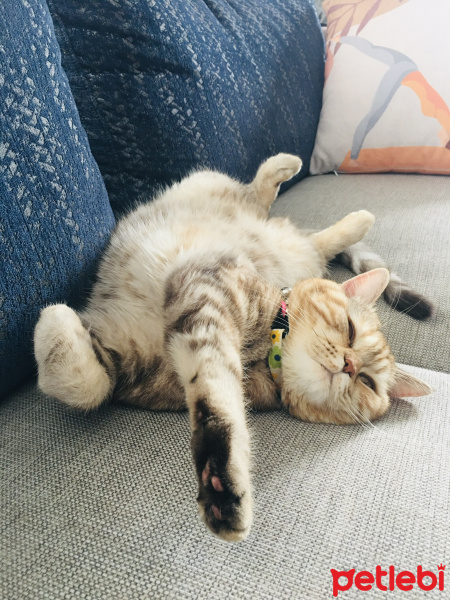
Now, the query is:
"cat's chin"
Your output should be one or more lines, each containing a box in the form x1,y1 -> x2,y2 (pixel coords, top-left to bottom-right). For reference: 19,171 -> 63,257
282,346 -> 332,405
282,384 -> 356,425
282,356 -> 355,423
299,358 -> 344,407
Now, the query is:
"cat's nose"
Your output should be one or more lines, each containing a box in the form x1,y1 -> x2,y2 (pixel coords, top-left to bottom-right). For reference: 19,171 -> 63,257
343,356 -> 356,377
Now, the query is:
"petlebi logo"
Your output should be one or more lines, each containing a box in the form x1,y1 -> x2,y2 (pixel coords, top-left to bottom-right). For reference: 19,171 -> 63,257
331,564 -> 445,597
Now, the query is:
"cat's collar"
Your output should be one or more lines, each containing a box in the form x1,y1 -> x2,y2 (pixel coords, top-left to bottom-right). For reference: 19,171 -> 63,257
268,287 -> 291,390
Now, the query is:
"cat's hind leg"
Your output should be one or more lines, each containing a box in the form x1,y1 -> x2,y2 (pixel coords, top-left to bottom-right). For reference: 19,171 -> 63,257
311,210 -> 375,262
34,305 -> 114,410
249,153 -> 302,213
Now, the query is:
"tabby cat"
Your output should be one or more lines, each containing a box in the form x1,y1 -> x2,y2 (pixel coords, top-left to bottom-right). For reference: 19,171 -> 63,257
34,154 -> 431,541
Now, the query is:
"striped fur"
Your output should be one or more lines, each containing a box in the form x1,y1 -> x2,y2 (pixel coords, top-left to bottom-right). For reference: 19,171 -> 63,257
282,272 -> 431,426
34,154 -> 431,541
284,276 -> 393,425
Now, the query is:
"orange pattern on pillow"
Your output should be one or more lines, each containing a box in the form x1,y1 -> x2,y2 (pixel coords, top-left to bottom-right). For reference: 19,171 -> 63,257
339,147 -> 450,174
402,72 -> 450,142
324,0 -> 408,46
310,1 -> 450,175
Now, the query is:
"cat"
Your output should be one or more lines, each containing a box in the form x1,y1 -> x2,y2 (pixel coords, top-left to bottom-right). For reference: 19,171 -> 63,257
34,153 -> 432,542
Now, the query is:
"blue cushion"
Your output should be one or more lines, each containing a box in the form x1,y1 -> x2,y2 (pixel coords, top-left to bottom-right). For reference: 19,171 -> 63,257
47,0 -> 325,214
0,0 -> 115,399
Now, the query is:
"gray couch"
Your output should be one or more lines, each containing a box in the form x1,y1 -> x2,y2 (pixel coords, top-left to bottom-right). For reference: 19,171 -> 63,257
2,171 -> 449,598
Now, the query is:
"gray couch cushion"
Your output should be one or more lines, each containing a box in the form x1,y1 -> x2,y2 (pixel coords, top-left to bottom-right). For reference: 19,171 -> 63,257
271,173 -> 450,373
1,369 -> 448,599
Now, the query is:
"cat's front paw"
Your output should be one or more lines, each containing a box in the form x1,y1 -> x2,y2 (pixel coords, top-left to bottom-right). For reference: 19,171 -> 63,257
192,403 -> 252,541
197,458 -> 251,542
344,210 -> 375,236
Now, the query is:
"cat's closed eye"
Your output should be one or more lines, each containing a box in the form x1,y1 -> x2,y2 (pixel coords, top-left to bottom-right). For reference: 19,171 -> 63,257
359,373 -> 375,391
348,317 -> 355,346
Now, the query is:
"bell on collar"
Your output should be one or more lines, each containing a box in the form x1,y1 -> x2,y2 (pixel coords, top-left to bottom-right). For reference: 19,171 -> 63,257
280,287 -> 291,304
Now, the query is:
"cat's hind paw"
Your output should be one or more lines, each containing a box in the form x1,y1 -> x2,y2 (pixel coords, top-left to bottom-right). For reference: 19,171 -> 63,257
250,153 -> 303,212
257,153 -> 303,188
34,304 -> 111,410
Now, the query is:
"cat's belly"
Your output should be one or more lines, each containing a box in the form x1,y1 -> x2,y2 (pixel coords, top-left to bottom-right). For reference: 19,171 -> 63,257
113,353 -> 186,411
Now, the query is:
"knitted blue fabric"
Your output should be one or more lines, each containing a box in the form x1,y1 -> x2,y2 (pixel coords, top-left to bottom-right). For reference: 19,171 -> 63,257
48,0 -> 325,214
0,0 -> 115,398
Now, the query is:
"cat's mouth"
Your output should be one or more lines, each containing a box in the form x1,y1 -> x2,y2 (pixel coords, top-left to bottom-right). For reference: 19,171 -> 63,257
319,363 -> 348,397
320,363 -> 334,384
318,362 -> 351,406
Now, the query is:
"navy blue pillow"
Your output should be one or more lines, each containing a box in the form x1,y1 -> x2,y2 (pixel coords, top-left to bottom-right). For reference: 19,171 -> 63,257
0,0 -> 115,399
47,0 -> 325,214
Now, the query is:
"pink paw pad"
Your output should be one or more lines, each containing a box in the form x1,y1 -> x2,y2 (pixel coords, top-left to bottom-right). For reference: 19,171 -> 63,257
202,462 -> 224,493
211,476 -> 224,492
211,505 -> 223,520
202,462 -> 210,486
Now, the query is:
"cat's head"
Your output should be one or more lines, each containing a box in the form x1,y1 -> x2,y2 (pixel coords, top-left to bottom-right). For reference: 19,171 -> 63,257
281,268 -> 431,424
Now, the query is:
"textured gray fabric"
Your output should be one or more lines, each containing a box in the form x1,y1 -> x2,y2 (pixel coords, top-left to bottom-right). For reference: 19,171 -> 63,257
271,173 -> 450,373
1,369 -> 449,599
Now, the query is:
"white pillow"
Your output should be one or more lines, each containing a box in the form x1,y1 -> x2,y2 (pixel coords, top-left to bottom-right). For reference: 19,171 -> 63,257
310,0 -> 450,175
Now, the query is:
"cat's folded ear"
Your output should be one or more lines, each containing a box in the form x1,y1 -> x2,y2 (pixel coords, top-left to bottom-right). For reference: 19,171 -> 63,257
389,367 -> 433,398
341,267 -> 390,306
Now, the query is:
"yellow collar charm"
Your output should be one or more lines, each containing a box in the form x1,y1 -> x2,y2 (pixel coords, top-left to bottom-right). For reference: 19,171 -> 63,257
268,288 -> 290,391
268,328 -> 284,390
